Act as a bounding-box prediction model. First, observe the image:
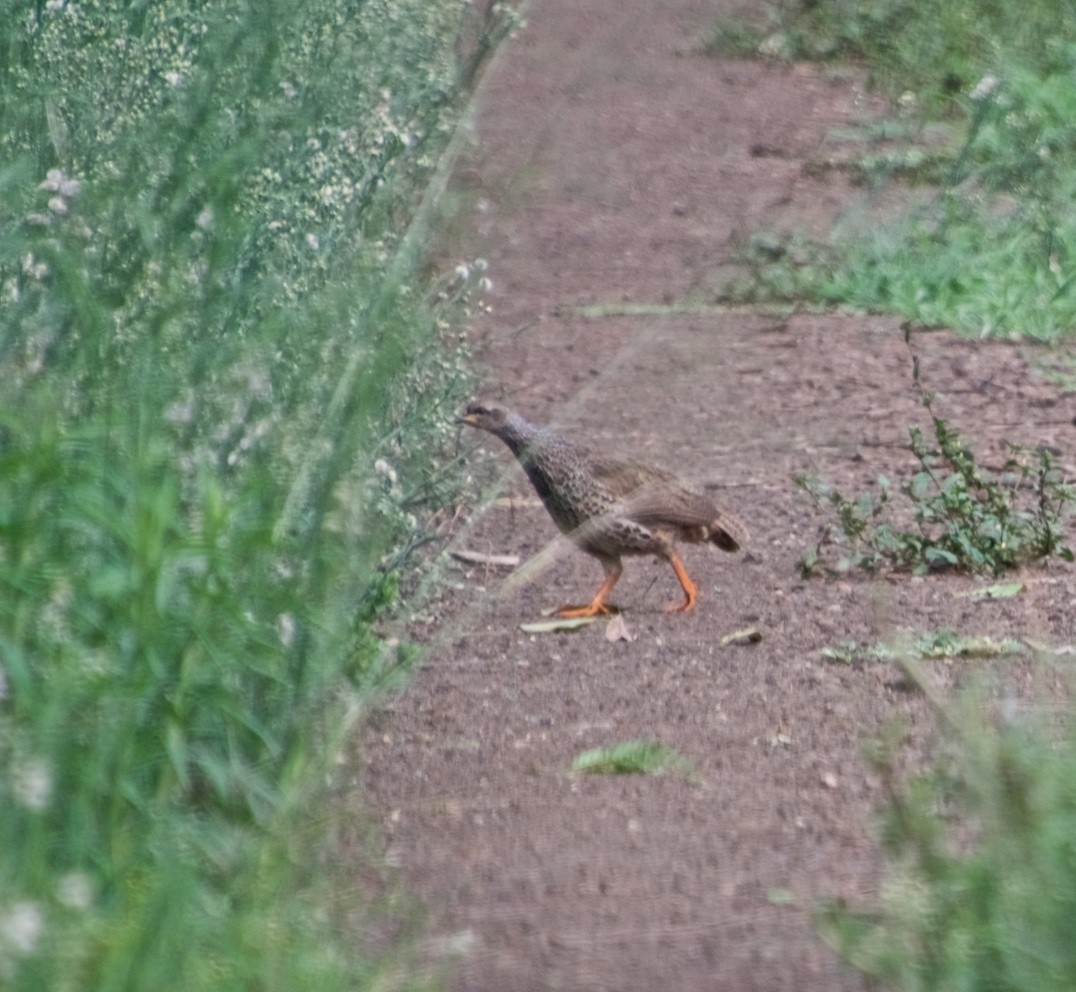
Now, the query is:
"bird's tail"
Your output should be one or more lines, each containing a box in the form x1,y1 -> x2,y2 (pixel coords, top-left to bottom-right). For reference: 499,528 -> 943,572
709,512 -> 748,552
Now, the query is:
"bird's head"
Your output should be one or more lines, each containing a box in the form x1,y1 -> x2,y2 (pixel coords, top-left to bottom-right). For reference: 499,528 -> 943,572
457,401 -> 512,436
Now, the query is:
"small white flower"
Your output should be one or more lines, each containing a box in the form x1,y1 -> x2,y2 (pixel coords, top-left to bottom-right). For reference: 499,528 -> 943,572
164,71 -> 184,87
478,277 -> 493,291
47,196 -> 67,216
305,232 -> 320,251
164,397 -> 195,425
44,0 -> 64,12
1,902 -> 44,955
970,74 -> 999,101
757,32 -> 790,59
277,613 -> 296,648
275,559 -> 295,580
195,206 -> 214,230
473,258 -> 489,271
280,80 -> 297,99
12,757 -> 53,811
40,171 -> 80,199
454,263 -> 470,280
56,872 -> 93,911
373,458 -> 398,484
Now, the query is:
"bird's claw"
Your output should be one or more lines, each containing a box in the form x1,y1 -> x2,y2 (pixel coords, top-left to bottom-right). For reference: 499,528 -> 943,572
555,602 -> 618,618
662,598 -> 696,614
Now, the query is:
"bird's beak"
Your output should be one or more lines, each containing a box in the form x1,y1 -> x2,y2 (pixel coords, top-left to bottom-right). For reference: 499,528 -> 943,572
457,412 -> 478,427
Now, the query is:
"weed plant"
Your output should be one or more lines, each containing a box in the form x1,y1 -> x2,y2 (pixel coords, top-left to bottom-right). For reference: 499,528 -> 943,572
798,352 -> 1074,577
798,416 -> 1074,577
0,0 -> 507,988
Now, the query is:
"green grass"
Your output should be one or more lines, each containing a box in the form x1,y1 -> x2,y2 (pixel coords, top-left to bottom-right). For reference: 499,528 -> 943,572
705,2 -> 1076,341
572,741 -> 693,776
705,0 -> 1076,113
0,0 -> 508,987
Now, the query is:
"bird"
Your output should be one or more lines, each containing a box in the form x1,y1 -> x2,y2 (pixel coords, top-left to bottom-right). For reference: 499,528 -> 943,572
458,401 -> 746,617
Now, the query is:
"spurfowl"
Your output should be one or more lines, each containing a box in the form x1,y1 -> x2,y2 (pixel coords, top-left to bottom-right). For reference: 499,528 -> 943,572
458,401 -> 747,617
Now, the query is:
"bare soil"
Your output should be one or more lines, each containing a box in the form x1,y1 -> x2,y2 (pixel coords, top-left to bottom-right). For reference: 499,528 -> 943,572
359,1 -> 1076,989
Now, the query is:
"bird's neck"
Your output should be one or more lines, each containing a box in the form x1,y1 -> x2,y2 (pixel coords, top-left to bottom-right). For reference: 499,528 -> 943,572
495,412 -> 547,460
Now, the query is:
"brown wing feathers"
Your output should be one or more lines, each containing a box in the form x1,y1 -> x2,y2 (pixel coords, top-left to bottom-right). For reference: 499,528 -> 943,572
587,455 -> 747,551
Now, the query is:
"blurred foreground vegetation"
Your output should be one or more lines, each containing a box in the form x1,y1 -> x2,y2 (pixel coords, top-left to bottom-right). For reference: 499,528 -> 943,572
0,0 -> 505,987
817,671 -> 1076,992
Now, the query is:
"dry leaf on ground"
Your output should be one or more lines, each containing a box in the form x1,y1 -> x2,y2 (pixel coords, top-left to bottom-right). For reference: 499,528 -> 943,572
449,549 -> 522,567
720,627 -> 763,646
605,614 -> 636,642
519,617 -> 601,634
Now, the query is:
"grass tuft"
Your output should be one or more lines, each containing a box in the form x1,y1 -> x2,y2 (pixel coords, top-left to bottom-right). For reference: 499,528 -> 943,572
572,741 -> 693,776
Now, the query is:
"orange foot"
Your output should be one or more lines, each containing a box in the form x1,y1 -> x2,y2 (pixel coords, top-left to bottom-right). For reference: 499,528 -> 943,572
663,554 -> 698,614
555,565 -> 622,618
556,601 -> 619,618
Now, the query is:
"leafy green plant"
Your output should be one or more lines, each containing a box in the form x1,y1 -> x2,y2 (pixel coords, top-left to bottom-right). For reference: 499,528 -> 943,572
798,356 -> 1074,577
572,741 -> 693,776
817,658 -> 1076,992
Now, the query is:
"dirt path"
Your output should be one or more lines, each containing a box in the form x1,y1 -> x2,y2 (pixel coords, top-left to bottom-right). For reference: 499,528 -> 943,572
360,1 -> 1076,989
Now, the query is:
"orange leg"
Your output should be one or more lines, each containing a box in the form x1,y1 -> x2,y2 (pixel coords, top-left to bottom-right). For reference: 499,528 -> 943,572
556,559 -> 622,618
663,552 -> 698,614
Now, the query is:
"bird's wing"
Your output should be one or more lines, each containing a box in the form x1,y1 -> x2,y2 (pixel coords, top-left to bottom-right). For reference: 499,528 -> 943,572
586,456 -> 718,527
